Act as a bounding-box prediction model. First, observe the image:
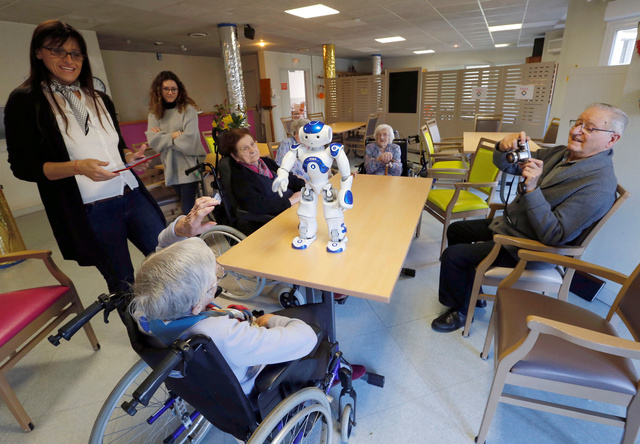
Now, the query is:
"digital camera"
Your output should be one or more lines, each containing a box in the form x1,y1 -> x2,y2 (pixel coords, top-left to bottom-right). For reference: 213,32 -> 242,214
506,139 -> 531,164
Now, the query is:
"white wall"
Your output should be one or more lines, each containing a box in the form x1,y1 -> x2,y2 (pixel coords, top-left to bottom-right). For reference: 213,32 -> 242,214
101,50 -> 227,122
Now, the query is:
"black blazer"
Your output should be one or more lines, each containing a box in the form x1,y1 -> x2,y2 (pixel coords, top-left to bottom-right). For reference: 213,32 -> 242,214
229,156 -> 305,216
5,85 -> 164,266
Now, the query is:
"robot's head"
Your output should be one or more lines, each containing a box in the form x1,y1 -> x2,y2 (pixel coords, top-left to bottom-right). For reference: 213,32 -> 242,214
299,121 -> 333,148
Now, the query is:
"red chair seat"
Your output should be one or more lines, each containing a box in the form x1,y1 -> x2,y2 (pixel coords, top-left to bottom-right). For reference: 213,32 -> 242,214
0,286 -> 69,348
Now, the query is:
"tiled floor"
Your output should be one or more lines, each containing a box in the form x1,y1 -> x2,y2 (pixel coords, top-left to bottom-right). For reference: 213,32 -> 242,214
0,203 -> 634,443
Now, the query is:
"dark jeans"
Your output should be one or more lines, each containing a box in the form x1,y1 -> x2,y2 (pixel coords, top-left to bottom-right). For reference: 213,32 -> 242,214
86,187 -> 165,293
438,219 -> 518,315
173,182 -> 199,215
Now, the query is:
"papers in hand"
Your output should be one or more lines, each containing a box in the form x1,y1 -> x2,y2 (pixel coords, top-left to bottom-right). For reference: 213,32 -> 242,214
114,153 -> 161,172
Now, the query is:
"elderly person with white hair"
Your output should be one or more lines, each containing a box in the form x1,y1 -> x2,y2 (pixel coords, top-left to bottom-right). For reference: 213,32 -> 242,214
131,234 -> 317,395
364,124 -> 402,176
276,118 -> 310,181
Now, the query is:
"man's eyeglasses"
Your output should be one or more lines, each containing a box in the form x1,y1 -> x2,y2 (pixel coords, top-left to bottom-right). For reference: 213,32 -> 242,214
570,120 -> 616,135
162,87 -> 179,93
42,46 -> 84,62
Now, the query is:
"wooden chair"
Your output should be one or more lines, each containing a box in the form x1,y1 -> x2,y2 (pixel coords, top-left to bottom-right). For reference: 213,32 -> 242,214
476,249 -> 640,444
267,142 -> 280,160
417,123 -> 468,182
424,138 -> 501,256
425,117 -> 464,147
474,113 -> 503,132
201,130 -> 216,154
0,250 -> 100,431
307,112 -> 324,122
343,114 -> 379,157
280,116 -> 294,138
533,117 -> 560,146
465,184 -> 629,339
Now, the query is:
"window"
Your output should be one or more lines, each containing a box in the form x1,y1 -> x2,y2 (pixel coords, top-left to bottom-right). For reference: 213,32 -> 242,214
609,27 -> 637,65
600,18 -> 639,66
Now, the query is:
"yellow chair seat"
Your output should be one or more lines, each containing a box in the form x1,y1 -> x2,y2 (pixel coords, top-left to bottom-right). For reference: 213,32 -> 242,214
204,135 -> 216,154
428,189 -> 489,213
432,160 -> 465,174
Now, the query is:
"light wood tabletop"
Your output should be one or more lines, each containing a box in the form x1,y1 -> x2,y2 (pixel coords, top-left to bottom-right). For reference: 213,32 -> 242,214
328,121 -> 366,135
463,132 -> 541,153
217,174 -> 432,303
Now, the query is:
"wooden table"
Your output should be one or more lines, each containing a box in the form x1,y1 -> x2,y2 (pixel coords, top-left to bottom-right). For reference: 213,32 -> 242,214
328,122 -> 366,136
463,132 -> 541,154
217,175 -> 431,304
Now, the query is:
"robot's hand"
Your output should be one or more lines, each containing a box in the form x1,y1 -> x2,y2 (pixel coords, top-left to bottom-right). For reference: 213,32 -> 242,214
272,168 -> 290,197
338,174 -> 354,210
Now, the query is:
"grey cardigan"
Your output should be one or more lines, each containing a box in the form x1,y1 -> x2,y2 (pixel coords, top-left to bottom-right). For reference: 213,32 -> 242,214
146,105 -> 206,186
490,145 -> 617,246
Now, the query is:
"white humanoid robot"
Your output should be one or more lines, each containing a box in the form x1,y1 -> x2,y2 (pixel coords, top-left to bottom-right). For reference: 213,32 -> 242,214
272,121 -> 353,253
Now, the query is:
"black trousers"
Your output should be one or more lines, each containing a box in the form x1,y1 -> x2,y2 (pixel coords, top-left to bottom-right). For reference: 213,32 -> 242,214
438,219 -> 518,315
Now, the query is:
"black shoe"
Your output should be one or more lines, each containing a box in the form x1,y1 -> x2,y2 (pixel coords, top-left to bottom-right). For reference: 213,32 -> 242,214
431,308 -> 467,332
475,299 -> 487,308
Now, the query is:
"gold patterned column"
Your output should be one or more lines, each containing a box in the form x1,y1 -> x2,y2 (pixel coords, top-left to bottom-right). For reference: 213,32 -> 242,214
323,44 -> 336,122
0,186 -> 26,265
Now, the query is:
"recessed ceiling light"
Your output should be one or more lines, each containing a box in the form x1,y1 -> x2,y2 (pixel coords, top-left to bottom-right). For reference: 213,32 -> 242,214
413,49 -> 435,54
375,36 -> 405,43
258,41 -> 267,47
188,32 -> 208,38
154,41 -> 163,46
489,23 -> 522,32
494,44 -> 509,48
285,4 -> 339,19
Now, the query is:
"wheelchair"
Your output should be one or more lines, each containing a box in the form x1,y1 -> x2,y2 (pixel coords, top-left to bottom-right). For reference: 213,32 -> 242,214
49,291 -> 365,443
186,160 -> 306,308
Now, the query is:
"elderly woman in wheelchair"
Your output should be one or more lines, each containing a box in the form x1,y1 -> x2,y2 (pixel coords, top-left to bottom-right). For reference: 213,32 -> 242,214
66,217 -> 361,443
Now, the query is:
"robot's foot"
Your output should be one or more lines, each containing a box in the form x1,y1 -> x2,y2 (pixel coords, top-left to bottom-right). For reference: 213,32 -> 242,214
326,237 -> 348,253
292,236 -> 317,250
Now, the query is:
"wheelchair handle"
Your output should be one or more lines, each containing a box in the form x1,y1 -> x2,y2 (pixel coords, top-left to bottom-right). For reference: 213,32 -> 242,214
48,293 -> 124,346
122,335 -> 212,415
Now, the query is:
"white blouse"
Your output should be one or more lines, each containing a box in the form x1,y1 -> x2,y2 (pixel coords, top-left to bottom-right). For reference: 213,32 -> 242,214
46,89 -> 138,204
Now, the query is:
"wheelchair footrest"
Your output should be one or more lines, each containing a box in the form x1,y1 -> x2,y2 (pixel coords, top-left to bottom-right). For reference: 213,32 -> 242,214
362,372 -> 385,388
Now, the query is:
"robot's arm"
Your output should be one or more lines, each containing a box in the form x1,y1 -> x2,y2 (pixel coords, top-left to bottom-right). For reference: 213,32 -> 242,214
338,174 -> 354,210
272,146 -> 300,196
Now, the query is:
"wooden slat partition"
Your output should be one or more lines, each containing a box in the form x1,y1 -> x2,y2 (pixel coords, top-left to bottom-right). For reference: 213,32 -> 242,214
326,75 -> 384,123
421,62 -> 557,139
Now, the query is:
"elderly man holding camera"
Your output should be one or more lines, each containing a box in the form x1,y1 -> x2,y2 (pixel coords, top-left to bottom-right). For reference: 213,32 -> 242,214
431,102 -> 628,332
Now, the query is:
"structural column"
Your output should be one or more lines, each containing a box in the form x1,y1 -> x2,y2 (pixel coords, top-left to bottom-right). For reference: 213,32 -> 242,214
322,44 -> 336,121
372,54 -> 382,75
218,23 -> 246,112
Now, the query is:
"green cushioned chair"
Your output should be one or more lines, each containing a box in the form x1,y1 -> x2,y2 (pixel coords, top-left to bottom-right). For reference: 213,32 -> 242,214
424,137 -> 500,256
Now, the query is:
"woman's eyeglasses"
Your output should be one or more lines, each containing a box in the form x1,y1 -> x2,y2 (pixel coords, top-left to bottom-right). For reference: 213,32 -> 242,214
162,87 -> 179,93
42,46 -> 84,62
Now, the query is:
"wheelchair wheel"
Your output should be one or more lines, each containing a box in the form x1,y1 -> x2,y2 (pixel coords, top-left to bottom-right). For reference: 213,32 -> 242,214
90,359 -> 212,444
247,387 -> 333,444
200,225 -> 266,300
340,403 -> 354,443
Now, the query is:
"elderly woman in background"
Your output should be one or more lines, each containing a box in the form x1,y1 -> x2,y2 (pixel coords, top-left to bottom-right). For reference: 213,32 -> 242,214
146,71 -> 206,215
275,118 -> 310,181
5,20 -> 165,293
219,128 -> 304,218
364,124 -> 402,176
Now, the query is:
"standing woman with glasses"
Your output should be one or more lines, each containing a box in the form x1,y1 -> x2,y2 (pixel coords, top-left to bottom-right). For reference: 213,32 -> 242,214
5,20 -> 165,293
146,71 -> 206,215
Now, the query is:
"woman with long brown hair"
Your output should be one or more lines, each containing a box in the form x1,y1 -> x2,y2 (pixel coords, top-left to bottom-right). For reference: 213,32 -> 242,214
5,19 -> 165,293
145,71 -> 206,215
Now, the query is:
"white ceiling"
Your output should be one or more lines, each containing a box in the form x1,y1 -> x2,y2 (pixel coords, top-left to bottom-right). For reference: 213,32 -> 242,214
0,0 -> 568,59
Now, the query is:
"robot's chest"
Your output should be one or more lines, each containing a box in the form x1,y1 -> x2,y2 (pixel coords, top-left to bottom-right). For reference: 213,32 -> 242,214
300,151 -> 331,175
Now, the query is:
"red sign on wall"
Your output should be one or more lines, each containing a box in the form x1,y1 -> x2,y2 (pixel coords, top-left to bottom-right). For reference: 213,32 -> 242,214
281,83 -> 288,90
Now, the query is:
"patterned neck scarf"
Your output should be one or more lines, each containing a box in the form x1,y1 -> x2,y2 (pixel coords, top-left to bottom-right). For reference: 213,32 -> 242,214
49,79 -> 89,135
240,158 -> 273,179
